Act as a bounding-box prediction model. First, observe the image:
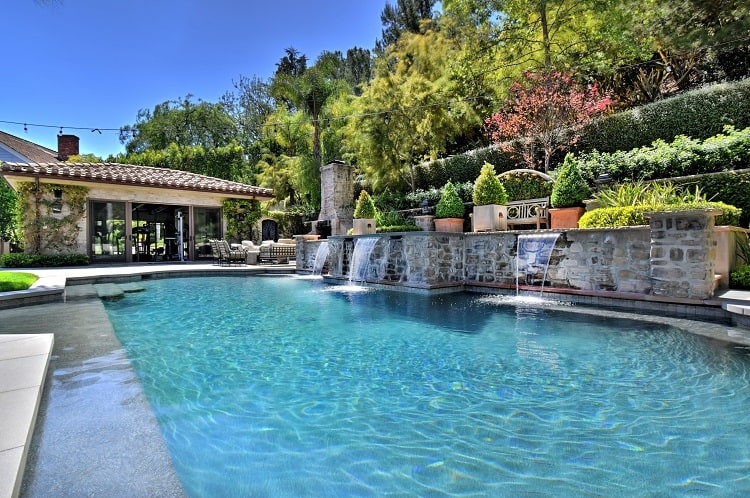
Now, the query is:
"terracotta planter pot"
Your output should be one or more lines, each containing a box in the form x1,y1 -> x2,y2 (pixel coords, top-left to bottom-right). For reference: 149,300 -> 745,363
549,207 -> 585,229
434,217 -> 465,233
352,218 -> 376,235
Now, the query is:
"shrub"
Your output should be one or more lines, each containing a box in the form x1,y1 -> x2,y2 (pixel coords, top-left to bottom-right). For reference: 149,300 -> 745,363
594,180 -> 707,208
376,225 -> 422,233
670,170 -> 750,227
578,206 -> 651,228
0,253 -> 90,268
576,126 -> 750,184
578,202 -> 741,228
499,169 -> 554,201
373,188 -> 409,212
404,181 -> 473,209
577,78 -> 750,154
376,209 -> 408,227
410,79 -> 750,190
435,181 -> 466,219
551,154 -> 591,208
472,162 -> 508,206
731,265 -> 750,290
412,145 -> 517,191
453,181 -> 475,203
353,190 -> 377,219
405,188 -> 442,209
674,201 -> 741,226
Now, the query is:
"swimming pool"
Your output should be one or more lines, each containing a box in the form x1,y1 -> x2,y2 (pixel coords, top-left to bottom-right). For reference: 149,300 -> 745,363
104,276 -> 750,496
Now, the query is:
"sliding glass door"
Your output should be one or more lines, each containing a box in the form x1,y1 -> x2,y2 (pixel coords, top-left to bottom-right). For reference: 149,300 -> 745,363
90,201 -> 127,263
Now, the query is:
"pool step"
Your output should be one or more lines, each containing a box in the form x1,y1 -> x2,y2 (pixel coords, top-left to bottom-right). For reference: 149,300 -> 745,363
119,282 -> 145,293
91,282 -> 146,301
717,289 -> 750,329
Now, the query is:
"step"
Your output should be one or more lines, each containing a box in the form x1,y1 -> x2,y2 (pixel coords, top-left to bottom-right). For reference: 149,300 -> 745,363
723,303 -> 750,316
118,282 -> 145,293
93,283 -> 124,300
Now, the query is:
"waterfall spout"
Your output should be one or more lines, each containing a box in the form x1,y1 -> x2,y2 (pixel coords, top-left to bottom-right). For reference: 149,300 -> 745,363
516,233 -> 560,296
312,242 -> 329,275
349,237 -> 378,285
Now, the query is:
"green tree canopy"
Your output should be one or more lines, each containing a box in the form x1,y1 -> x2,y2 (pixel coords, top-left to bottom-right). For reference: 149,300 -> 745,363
376,0 -> 440,52
120,95 -> 238,154
344,26 -> 486,192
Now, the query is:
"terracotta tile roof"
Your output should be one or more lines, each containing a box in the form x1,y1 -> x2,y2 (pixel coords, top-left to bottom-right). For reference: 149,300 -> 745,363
0,130 -> 59,162
0,161 -> 274,199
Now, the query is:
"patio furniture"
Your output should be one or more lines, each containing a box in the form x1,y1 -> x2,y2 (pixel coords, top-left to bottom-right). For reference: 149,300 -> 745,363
506,197 -> 550,230
257,241 -> 296,264
210,239 -> 247,266
239,241 -> 261,265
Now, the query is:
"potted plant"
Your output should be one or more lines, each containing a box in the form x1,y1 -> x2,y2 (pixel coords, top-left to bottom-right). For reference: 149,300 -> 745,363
549,154 -> 591,229
352,190 -> 377,235
472,162 -> 509,231
434,181 -> 466,232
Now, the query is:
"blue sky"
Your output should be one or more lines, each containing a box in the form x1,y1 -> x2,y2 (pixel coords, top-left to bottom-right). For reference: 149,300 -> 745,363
2,0 -> 386,158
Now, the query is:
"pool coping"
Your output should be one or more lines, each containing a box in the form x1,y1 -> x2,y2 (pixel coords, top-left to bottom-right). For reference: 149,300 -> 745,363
0,334 -> 53,498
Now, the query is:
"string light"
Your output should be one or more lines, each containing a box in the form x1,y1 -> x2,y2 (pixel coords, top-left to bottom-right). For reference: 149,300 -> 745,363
1,34 -> 746,140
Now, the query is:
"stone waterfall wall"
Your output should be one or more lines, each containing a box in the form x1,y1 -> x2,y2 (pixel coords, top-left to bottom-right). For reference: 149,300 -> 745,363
549,228 -> 652,293
647,209 -> 719,300
301,210 -> 723,302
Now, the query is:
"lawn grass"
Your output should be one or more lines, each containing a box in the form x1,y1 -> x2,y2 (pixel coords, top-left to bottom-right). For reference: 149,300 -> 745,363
0,271 -> 39,292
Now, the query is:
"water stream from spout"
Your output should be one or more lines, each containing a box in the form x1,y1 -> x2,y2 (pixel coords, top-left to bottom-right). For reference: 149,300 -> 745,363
312,242 -> 329,275
515,233 -> 560,297
349,237 -> 379,285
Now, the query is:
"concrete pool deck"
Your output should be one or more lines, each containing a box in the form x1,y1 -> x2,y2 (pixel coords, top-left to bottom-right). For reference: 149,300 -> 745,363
0,335 -> 53,498
1,262 -> 750,497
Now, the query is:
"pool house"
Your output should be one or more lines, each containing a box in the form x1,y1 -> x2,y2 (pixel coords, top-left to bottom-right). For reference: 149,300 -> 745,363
0,131 -> 274,262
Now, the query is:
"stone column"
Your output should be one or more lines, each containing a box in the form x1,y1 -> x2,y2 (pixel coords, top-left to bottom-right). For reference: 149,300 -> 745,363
319,160 -> 354,235
647,209 -> 721,300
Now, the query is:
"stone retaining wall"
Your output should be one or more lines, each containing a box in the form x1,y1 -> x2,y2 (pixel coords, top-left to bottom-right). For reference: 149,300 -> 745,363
300,210 -> 729,302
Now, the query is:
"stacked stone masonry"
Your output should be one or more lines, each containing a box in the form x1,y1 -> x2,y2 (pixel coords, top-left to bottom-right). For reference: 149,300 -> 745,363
305,209 -> 725,302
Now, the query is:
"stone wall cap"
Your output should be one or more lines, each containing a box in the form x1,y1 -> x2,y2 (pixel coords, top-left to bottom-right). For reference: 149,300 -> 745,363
644,208 -> 723,217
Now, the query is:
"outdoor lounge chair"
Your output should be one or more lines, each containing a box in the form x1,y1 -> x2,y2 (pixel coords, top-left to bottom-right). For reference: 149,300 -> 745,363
210,239 -> 247,266
257,241 -> 296,264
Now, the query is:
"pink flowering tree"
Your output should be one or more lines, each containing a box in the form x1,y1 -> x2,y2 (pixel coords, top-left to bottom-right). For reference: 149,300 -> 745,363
485,71 -> 612,172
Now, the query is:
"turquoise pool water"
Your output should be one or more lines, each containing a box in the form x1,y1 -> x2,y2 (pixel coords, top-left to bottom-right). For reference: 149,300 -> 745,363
104,276 -> 750,496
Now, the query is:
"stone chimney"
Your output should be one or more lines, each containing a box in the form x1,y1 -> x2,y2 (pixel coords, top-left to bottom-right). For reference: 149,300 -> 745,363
57,134 -> 80,161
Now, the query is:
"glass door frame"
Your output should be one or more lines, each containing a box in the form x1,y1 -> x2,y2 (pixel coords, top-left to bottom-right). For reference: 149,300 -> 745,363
88,199 -> 131,263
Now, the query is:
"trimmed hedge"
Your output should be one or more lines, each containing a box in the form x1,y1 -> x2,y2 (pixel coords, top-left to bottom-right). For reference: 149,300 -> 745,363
473,162 -> 508,206
435,181 -> 466,219
376,225 -> 422,233
413,145 -> 516,191
0,253 -> 90,268
577,78 -> 750,154
410,78 -> 750,190
405,181 -> 474,209
578,202 -> 741,228
499,169 -> 553,201
669,169 -> 750,227
576,126 -> 750,184
354,190 -> 378,219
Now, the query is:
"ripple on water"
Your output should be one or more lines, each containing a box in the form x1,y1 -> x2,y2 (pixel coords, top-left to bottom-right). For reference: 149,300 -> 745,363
104,276 -> 750,497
